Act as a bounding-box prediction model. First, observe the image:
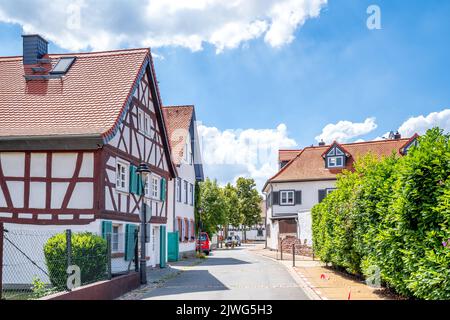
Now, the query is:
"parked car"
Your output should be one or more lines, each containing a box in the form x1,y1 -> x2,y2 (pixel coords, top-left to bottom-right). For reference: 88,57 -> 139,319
225,235 -> 241,247
196,232 -> 211,255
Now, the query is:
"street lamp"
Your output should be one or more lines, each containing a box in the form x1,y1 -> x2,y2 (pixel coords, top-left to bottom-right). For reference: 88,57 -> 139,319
137,162 -> 151,285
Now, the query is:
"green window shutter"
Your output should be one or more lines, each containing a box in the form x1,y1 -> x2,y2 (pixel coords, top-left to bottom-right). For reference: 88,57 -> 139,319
101,220 -> 112,240
125,224 -> 137,261
129,165 -> 137,194
160,178 -> 166,201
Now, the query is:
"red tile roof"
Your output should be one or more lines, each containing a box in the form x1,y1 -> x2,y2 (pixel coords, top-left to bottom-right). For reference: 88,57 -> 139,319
162,105 -> 194,165
0,48 -> 150,138
279,149 -> 302,162
264,138 -> 415,192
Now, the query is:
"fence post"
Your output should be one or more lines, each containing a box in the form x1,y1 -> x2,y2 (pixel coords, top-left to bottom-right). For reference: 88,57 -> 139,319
66,229 -> 72,291
280,239 -> 283,261
0,223 -> 3,300
292,243 -> 295,267
134,229 -> 139,272
106,233 -> 112,280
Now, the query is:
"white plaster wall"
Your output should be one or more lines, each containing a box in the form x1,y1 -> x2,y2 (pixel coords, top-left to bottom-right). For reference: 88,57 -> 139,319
30,153 -> 46,177
29,182 -> 46,208
52,153 -> 77,178
266,180 -> 337,249
0,152 -> 25,177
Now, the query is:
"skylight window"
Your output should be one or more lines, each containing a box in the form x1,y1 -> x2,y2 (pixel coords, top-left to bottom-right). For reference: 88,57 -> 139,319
50,57 -> 76,74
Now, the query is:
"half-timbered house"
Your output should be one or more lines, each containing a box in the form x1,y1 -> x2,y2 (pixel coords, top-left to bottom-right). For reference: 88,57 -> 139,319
0,34 -> 177,277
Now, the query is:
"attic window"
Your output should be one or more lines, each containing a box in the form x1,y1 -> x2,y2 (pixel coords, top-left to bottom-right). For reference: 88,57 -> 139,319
326,146 -> 346,168
50,57 -> 76,74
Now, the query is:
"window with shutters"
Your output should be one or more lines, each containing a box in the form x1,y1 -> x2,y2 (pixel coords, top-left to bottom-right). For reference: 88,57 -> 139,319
177,217 -> 182,242
176,178 -> 182,202
280,190 -> 295,206
116,158 -> 129,193
184,180 -> 188,204
184,218 -> 189,241
189,183 -> 194,206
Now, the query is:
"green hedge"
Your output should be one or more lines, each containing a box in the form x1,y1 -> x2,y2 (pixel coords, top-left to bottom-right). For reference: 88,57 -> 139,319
312,128 -> 450,299
44,232 -> 108,290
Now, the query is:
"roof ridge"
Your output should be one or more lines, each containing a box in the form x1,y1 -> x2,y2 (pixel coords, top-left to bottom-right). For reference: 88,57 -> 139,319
163,105 -> 194,109
0,48 -> 150,61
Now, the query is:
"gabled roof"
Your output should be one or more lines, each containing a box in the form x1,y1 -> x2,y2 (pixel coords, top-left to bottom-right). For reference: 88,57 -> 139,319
162,105 -> 194,165
321,141 -> 351,158
263,137 -> 415,192
0,48 -> 149,139
279,149 -> 302,162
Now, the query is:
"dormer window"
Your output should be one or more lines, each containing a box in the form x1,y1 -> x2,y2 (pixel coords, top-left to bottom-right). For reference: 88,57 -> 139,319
324,144 -> 346,168
327,156 -> 344,168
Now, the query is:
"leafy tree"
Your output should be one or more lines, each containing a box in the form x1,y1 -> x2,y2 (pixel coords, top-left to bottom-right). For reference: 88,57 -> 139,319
236,177 -> 262,241
222,183 -> 241,237
195,178 -> 226,236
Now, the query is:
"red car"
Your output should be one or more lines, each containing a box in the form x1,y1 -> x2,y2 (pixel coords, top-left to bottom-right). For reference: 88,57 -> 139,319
196,232 -> 211,255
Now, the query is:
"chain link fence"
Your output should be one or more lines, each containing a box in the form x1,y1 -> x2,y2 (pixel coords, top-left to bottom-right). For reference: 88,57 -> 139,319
1,226 -> 138,300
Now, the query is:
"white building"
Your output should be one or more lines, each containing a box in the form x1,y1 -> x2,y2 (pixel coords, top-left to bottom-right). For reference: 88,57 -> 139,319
263,135 -> 419,250
163,106 -> 204,259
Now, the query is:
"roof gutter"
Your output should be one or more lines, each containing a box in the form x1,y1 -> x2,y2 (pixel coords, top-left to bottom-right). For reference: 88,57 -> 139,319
0,134 -> 104,151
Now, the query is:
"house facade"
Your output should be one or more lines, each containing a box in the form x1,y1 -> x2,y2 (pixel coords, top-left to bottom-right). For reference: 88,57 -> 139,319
0,34 -> 177,284
163,106 -> 204,258
263,134 -> 419,250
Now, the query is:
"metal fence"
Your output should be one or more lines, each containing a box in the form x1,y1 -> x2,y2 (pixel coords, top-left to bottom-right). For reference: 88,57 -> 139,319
0,226 -> 138,300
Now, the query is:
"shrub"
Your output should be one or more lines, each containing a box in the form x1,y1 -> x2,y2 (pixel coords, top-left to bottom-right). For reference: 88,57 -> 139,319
312,128 -> 450,299
44,232 -> 108,290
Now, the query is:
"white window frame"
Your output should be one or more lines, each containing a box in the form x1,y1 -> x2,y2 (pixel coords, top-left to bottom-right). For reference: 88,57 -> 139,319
138,109 -> 145,132
116,158 -> 129,193
327,156 -> 344,168
144,114 -> 151,136
151,174 -> 160,200
280,190 -> 295,206
112,225 -> 121,253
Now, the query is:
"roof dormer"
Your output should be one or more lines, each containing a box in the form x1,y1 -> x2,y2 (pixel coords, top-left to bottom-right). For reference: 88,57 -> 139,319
322,142 -> 350,169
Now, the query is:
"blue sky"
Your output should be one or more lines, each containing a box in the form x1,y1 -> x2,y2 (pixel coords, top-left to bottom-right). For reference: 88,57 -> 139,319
0,0 -> 449,188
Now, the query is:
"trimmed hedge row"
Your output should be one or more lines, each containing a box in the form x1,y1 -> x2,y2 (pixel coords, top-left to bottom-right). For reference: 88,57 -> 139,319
311,128 -> 450,299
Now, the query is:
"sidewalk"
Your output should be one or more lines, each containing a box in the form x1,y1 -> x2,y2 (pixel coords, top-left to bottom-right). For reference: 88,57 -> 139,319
117,257 -> 204,300
250,245 -> 396,300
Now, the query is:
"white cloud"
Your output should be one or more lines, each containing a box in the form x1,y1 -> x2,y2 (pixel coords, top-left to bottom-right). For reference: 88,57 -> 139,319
315,117 -> 378,144
398,109 -> 450,137
197,123 -> 297,191
0,0 -> 327,53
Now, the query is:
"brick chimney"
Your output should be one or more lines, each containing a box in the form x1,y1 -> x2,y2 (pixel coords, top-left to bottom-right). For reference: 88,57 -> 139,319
22,34 -> 48,65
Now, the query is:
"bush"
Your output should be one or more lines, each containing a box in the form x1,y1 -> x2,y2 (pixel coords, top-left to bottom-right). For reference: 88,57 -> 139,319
44,232 -> 108,290
312,128 -> 450,299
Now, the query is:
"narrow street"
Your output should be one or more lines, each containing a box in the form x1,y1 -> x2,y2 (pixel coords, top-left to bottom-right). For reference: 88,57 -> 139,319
138,244 -> 310,300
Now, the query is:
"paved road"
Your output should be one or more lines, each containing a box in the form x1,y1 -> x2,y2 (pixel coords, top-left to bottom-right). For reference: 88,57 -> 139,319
140,244 -> 310,300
